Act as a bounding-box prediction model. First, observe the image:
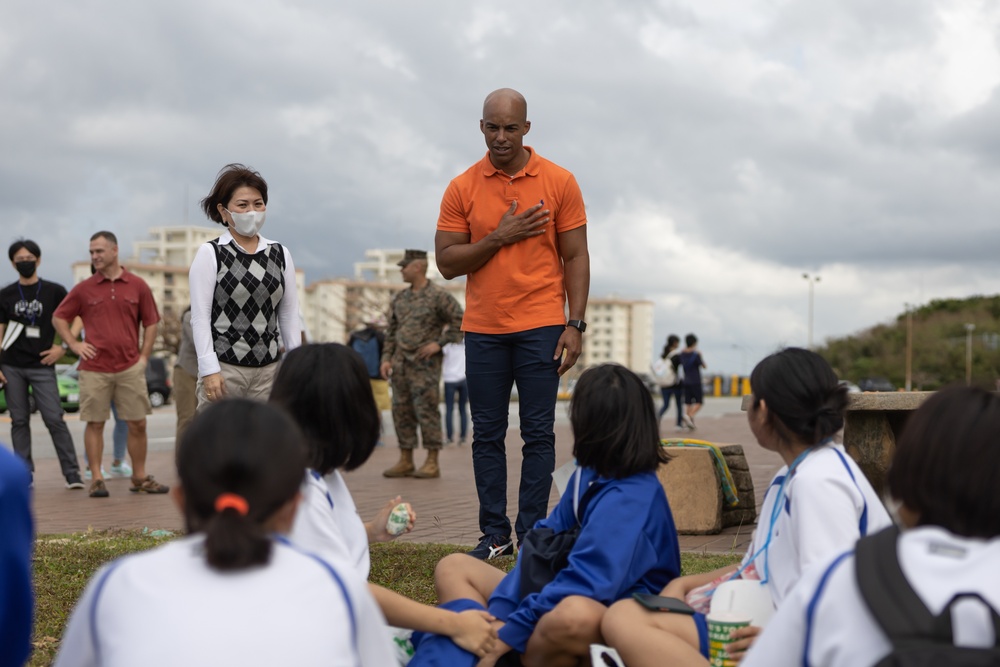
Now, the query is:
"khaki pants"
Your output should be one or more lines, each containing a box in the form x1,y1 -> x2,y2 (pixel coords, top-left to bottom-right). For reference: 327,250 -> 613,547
196,361 -> 279,413
173,365 -> 197,442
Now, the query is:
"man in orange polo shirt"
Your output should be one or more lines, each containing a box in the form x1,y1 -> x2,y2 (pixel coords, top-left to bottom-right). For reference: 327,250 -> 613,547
436,88 -> 590,559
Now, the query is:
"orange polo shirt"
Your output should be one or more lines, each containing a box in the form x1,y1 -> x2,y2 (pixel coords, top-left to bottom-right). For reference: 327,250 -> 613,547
437,148 -> 587,334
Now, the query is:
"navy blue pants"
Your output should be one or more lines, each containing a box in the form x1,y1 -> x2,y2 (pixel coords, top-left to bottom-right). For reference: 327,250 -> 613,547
658,385 -> 683,426
465,326 -> 562,542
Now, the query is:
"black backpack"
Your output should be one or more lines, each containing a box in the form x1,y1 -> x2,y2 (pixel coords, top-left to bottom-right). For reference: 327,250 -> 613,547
855,526 -> 1000,666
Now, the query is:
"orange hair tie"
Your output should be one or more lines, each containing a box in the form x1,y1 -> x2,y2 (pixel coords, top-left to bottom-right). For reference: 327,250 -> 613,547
214,493 -> 249,516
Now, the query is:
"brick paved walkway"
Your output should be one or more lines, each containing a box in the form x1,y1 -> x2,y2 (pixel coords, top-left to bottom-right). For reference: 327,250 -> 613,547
7,399 -> 783,554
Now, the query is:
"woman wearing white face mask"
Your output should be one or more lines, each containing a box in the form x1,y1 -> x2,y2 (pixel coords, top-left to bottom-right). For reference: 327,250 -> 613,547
189,163 -> 300,409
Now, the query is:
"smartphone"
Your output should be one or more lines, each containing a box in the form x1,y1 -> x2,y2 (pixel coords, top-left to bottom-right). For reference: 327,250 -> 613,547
632,592 -> 697,615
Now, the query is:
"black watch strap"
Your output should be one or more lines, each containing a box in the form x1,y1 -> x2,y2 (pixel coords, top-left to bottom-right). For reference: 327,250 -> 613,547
566,319 -> 587,333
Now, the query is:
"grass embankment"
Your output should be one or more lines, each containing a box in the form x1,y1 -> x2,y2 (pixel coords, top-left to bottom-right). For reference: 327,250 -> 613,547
30,531 -> 741,666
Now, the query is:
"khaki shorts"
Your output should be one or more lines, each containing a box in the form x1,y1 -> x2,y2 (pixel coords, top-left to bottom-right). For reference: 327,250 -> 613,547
79,361 -> 152,422
370,379 -> 390,411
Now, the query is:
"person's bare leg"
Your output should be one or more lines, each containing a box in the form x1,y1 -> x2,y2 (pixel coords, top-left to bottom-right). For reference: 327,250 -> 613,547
523,596 -> 606,667
435,553 -> 506,605
602,599 -> 707,667
125,419 -> 148,480
84,422 -> 106,480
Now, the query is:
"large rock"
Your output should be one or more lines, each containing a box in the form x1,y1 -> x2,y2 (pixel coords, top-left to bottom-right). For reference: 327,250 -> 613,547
657,448 -> 723,535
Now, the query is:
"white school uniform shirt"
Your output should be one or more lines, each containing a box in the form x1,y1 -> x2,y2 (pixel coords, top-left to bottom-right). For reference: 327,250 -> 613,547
743,443 -> 892,607
53,535 -> 395,667
442,341 -> 466,383
742,527 -> 1000,667
291,469 -> 372,580
188,230 -> 300,378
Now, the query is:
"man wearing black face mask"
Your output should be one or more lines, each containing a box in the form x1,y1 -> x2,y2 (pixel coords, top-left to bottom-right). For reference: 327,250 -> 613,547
0,239 -> 83,489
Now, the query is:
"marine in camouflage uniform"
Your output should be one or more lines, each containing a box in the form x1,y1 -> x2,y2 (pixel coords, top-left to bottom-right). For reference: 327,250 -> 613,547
380,249 -> 464,479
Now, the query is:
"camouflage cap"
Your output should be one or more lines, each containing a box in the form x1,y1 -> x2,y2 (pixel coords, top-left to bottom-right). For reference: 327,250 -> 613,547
397,249 -> 428,266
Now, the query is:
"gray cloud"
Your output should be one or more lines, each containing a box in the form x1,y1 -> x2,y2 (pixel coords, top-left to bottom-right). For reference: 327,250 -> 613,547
2,0 -> 999,375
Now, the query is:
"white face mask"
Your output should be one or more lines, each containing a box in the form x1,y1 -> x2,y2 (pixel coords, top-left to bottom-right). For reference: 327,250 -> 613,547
226,209 -> 265,237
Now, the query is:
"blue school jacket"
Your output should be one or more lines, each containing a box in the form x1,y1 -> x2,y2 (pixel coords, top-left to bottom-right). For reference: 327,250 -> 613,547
489,467 -> 681,653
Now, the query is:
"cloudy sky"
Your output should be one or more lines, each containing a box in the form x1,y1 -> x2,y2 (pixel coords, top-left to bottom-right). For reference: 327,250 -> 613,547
4,0 -> 999,375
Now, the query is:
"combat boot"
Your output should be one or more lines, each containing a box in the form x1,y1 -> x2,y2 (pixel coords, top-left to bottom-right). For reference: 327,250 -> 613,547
412,449 -> 441,479
383,449 -> 415,478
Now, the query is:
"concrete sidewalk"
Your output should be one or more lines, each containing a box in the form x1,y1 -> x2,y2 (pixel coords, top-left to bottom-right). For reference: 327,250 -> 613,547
7,397 -> 782,554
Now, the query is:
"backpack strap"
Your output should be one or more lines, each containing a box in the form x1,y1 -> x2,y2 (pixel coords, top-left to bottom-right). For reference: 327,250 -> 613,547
858,526 -> 1000,652
935,592 -> 1000,647
856,526 -> 942,646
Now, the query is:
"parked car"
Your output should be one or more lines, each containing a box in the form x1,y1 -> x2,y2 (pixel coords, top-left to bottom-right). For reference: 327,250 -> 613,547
145,357 -> 172,407
857,376 -> 896,392
840,380 -> 861,394
58,357 -> 172,407
0,369 -> 80,413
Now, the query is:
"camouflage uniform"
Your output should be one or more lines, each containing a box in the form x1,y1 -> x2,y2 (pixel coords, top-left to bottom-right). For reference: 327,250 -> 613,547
383,282 -> 464,450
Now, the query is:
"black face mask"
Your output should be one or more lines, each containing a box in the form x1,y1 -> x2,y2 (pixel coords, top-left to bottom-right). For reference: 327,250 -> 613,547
14,261 -> 36,279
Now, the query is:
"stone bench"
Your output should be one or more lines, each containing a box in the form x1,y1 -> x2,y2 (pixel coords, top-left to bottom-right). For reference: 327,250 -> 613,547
656,444 -> 758,535
740,392 -> 932,497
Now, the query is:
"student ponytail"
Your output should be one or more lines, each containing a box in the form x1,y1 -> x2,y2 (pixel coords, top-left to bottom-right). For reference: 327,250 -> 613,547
176,399 -> 308,572
750,348 -> 848,447
202,493 -> 271,571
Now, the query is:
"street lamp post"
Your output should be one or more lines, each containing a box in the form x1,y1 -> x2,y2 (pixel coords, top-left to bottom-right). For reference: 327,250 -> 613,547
802,273 -> 821,349
965,323 -> 976,386
904,303 -> 913,392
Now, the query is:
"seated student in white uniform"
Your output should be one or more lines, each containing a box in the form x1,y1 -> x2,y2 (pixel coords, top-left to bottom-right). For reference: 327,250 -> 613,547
742,385 -> 1000,666
54,399 -> 395,667
601,347 -> 892,666
269,343 -> 497,658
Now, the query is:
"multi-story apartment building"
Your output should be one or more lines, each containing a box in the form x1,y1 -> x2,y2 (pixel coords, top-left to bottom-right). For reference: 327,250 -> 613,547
353,248 -> 444,283
579,298 -> 654,373
303,278 -> 466,344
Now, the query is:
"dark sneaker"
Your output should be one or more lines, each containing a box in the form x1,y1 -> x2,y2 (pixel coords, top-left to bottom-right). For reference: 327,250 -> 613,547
65,473 -> 85,490
89,479 -> 110,498
468,534 -> 514,560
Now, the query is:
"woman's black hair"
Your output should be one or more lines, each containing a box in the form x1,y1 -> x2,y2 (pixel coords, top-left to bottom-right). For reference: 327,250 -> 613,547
888,386 -> 1000,539
749,347 -> 848,447
176,399 -> 307,571
268,343 -> 381,474
200,163 -> 269,226
660,334 -> 680,360
571,364 -> 671,478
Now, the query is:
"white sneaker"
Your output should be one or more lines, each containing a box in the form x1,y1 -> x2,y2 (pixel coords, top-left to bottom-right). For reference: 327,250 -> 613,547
83,467 -> 108,480
110,461 -> 133,477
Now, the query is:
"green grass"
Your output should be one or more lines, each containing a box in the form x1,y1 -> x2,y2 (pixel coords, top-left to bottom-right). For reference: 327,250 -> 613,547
29,531 -> 741,666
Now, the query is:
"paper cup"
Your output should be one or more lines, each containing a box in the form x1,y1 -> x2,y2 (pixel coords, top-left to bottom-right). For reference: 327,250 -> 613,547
707,611 -> 752,667
709,579 -> 775,628
386,503 -> 410,536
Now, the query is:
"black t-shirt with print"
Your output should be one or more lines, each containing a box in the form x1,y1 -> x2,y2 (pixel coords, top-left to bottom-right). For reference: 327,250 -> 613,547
0,279 -> 69,368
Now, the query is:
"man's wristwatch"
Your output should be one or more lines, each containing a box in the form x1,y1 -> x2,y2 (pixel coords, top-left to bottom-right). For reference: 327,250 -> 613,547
566,319 -> 587,333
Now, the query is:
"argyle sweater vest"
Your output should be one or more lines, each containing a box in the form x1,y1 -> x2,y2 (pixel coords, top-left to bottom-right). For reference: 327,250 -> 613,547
210,240 -> 285,367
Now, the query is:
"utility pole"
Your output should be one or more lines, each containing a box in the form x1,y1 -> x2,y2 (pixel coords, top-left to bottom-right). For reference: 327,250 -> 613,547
965,323 -> 976,386
802,273 -> 821,349
904,304 -> 913,392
